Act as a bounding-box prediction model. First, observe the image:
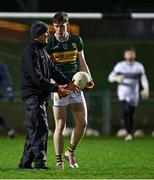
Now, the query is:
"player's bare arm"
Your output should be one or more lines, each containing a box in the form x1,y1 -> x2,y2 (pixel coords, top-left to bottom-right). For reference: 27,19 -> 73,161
78,51 -> 93,80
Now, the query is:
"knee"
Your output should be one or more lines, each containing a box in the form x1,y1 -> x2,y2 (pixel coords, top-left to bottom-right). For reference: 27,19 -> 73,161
55,121 -> 65,134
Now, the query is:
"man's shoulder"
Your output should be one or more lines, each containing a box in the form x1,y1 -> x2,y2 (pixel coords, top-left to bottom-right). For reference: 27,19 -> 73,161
134,60 -> 143,65
22,43 -> 38,57
114,60 -> 124,66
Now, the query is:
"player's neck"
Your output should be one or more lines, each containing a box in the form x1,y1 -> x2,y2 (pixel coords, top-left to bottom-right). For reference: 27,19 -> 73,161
55,32 -> 69,42
126,60 -> 135,64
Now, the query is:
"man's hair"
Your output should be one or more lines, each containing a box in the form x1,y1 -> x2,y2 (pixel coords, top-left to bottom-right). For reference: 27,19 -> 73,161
53,12 -> 69,24
124,47 -> 136,53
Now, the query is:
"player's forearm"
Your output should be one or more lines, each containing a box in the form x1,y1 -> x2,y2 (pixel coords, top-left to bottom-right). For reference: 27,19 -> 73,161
141,74 -> 149,91
80,63 -> 93,80
108,71 -> 117,83
78,51 -> 93,81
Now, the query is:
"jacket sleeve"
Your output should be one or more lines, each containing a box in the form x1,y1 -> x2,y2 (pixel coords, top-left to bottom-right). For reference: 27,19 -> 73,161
49,62 -> 70,85
24,50 -> 59,93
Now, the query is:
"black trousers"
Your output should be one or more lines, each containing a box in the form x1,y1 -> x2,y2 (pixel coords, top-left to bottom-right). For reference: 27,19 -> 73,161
120,100 -> 135,134
19,96 -> 49,167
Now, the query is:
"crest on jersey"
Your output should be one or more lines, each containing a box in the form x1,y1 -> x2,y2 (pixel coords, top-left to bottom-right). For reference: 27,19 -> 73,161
62,43 -> 68,50
72,42 -> 77,49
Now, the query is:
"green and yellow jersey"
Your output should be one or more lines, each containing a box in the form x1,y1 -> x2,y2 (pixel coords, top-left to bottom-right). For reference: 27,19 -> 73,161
46,33 -> 84,79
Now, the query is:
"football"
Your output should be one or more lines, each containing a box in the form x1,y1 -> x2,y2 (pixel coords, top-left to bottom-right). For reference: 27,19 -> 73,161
72,71 -> 91,90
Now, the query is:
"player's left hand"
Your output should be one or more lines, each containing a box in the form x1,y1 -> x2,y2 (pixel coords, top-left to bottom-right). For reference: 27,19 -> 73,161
84,81 -> 95,91
140,89 -> 149,99
67,80 -> 80,92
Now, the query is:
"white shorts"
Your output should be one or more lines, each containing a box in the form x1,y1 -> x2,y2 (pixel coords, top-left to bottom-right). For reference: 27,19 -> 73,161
52,91 -> 86,106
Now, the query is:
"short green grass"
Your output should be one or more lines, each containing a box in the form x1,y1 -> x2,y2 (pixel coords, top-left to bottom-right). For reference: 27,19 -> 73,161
0,136 -> 154,179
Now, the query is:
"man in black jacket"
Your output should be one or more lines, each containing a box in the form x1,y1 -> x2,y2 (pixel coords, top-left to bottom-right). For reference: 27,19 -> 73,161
18,21 -> 78,170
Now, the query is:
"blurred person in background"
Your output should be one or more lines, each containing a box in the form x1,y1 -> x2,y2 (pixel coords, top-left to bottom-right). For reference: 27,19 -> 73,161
108,47 -> 149,141
0,59 -> 16,138
46,12 -> 94,169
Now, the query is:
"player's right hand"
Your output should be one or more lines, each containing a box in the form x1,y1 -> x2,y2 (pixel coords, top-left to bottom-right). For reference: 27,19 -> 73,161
58,85 -> 71,98
84,81 -> 95,91
115,75 -> 124,84
140,89 -> 149,99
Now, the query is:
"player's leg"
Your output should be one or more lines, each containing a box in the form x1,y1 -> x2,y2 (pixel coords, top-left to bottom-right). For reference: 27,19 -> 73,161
64,102 -> 87,168
129,105 -> 135,133
121,100 -> 133,140
0,116 -> 16,138
53,106 -> 67,169
69,102 -> 87,146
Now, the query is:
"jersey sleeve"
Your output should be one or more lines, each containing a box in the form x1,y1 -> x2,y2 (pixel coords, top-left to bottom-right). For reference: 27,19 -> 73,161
139,63 -> 145,75
77,36 -> 84,52
113,63 -> 121,73
139,63 -> 149,90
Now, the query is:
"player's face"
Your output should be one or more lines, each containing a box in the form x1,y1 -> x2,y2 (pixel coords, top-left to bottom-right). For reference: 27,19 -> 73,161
124,51 -> 136,63
53,22 -> 68,38
36,29 -> 50,44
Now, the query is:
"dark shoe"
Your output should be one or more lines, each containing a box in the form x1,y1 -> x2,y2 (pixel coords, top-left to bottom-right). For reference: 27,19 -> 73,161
18,164 -> 33,169
34,163 -> 49,170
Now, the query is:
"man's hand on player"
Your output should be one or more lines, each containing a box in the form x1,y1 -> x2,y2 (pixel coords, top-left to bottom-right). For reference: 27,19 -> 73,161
67,80 -> 80,92
58,85 -> 71,98
140,89 -> 149,99
115,75 -> 124,84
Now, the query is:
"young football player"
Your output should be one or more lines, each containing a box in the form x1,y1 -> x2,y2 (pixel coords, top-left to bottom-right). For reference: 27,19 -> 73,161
46,12 -> 94,169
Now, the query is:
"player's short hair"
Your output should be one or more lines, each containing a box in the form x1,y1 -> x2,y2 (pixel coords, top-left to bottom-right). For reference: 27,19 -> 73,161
53,12 -> 69,24
124,47 -> 136,53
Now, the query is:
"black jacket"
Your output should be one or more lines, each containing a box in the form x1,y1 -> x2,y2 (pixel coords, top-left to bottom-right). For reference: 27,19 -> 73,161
21,39 -> 70,101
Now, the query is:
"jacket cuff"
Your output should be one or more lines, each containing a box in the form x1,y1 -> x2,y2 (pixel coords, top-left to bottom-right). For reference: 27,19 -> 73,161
51,84 -> 59,92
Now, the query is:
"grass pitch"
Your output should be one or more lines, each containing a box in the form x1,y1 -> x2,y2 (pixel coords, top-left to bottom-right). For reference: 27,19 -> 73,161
0,136 -> 154,179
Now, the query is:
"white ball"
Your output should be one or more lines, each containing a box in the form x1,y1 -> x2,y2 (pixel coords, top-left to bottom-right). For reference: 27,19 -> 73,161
151,130 -> 154,137
116,128 -> 127,137
86,128 -> 100,137
86,128 -> 94,137
134,129 -> 144,137
92,129 -> 100,137
63,127 -> 73,137
72,71 -> 91,90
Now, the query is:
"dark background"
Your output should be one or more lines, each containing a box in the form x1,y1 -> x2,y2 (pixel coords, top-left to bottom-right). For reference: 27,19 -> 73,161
1,0 -> 154,13
0,0 -> 154,134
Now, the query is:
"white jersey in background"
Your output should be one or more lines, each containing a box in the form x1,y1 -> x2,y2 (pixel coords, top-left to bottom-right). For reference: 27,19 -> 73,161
108,60 -> 149,106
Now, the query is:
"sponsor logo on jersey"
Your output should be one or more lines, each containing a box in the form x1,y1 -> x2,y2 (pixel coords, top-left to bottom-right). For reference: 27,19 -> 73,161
51,50 -> 78,63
